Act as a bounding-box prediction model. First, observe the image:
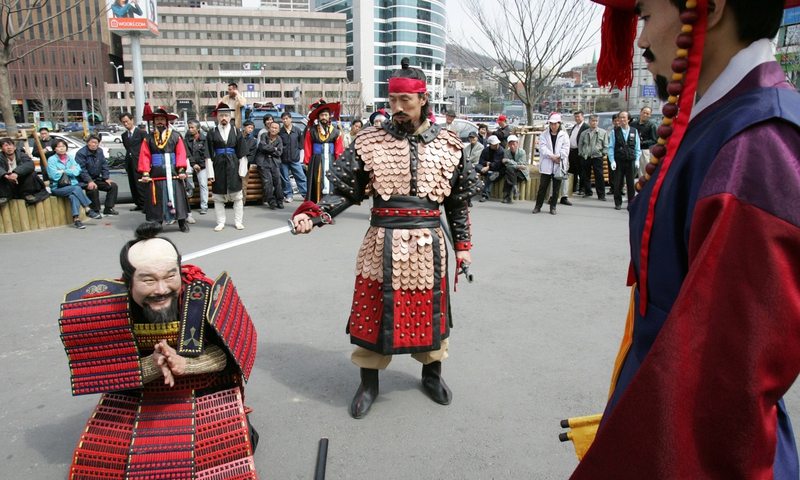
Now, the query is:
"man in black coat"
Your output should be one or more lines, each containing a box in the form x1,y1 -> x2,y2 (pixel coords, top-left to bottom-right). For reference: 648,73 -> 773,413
120,112 -> 147,211
569,111 -> 590,197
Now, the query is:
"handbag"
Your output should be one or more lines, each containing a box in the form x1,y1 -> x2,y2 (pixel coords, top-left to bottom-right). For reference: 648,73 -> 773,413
57,171 -> 71,187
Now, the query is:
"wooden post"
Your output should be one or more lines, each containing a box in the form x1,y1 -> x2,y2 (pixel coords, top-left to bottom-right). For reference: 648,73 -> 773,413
0,203 -> 12,233
41,198 -> 54,227
26,202 -> 39,230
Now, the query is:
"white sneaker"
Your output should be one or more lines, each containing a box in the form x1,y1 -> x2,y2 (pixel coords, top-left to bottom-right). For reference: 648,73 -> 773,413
214,224 -> 225,232
235,223 -> 245,230
186,214 -> 196,224
284,196 -> 293,203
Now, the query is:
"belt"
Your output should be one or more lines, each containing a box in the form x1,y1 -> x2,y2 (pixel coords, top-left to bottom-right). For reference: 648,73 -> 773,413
370,196 -> 441,229
151,153 -> 164,162
215,147 -> 236,155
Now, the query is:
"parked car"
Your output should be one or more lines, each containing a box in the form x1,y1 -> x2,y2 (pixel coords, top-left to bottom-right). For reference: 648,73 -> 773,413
100,130 -> 124,143
172,120 -> 188,135
49,133 -> 110,160
439,118 -> 479,145
62,122 -> 84,132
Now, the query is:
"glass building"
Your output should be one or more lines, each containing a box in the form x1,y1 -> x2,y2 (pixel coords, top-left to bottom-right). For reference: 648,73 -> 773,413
315,0 -> 447,112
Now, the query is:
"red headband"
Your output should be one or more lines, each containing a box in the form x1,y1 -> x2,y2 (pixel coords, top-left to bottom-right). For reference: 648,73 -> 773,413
388,77 -> 427,94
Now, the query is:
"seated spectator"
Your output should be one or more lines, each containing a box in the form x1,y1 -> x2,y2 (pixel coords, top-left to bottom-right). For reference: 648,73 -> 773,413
476,123 -> 489,146
76,134 -> 119,216
0,137 -> 49,206
501,134 -> 529,204
255,121 -> 284,209
475,135 -> 504,202
47,138 -> 102,229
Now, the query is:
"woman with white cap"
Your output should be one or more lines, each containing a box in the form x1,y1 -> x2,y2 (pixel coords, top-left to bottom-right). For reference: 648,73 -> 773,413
533,113 -> 569,214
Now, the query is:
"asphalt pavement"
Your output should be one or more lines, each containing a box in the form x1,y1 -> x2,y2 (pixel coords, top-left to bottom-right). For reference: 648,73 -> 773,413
1,194 -> 797,479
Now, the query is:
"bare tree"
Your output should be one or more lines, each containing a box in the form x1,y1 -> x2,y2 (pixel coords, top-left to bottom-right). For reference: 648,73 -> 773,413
0,1 -> 108,135
340,81 -> 365,121
458,0 -> 599,128
31,83 -> 66,123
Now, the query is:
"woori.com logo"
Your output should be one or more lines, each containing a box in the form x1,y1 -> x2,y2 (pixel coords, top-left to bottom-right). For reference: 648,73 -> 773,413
109,18 -> 119,28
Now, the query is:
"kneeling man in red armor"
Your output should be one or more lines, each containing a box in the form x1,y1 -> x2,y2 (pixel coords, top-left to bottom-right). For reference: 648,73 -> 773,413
60,222 -> 259,478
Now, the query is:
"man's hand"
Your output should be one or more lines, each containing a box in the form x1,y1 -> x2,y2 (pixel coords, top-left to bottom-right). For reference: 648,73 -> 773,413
140,176 -> 152,183
480,166 -> 489,173
5,172 -> 18,184
149,348 -> 174,386
292,213 -> 314,234
87,181 -> 97,190
155,340 -> 188,377
456,250 -> 471,265
106,178 -> 114,185
178,173 -> 187,180
193,164 -> 201,173
208,176 -> 215,183
610,162 -> 617,171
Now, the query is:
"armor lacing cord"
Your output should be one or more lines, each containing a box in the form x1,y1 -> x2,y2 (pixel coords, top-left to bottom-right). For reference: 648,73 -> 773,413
184,344 -> 227,375
181,264 -> 209,285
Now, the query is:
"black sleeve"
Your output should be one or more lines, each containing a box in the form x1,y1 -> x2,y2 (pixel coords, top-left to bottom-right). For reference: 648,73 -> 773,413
443,149 -> 481,248
318,142 -> 369,218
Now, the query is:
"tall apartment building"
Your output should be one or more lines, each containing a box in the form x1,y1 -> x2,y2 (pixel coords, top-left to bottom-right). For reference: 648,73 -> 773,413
315,0 -> 447,112
107,6 -> 357,120
4,1 -> 120,123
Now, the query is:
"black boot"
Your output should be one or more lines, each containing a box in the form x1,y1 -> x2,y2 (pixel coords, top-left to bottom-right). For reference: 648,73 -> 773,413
421,361 -> 452,405
349,368 -> 379,419
178,219 -> 189,232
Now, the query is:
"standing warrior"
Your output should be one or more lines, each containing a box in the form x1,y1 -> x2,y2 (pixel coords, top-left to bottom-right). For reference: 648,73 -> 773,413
207,102 -> 248,231
61,222 -> 259,478
292,59 -> 481,419
303,99 -> 344,203
138,107 -> 191,232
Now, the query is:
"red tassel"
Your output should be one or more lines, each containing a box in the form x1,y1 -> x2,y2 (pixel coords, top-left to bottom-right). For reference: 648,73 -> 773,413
597,8 -> 638,90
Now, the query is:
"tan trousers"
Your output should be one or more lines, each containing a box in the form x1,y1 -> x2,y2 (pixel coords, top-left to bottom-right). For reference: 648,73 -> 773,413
351,338 -> 449,370
639,149 -> 652,177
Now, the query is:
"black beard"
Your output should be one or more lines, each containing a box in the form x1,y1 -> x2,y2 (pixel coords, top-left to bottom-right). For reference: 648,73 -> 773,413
141,293 -> 179,324
655,75 -> 670,102
319,119 -> 329,128
156,125 -> 167,132
392,117 -> 416,134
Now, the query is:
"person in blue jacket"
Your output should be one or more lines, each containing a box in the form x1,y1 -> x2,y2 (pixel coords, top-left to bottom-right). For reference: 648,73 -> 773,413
47,139 -> 102,229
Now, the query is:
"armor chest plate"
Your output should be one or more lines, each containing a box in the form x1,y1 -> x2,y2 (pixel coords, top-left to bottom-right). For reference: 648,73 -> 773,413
358,129 -> 461,202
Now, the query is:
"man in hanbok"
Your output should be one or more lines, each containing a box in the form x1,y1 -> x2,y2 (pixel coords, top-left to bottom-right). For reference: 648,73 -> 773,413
303,99 -> 344,203
138,107 -> 191,232
207,103 -> 248,231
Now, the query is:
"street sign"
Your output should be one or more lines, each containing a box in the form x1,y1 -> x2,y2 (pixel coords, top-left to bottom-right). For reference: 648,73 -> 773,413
641,85 -> 657,97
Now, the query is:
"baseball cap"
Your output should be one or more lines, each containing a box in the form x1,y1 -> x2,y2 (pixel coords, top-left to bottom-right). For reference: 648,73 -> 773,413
487,135 -> 500,145
548,113 -> 562,124
497,114 -> 507,122
507,134 -> 519,143
467,131 -> 478,138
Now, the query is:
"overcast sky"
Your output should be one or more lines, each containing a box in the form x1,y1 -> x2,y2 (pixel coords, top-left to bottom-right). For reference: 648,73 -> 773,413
446,0 -> 604,69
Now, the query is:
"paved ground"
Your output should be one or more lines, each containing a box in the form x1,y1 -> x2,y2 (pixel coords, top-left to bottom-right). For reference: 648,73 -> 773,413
1,194 -> 797,479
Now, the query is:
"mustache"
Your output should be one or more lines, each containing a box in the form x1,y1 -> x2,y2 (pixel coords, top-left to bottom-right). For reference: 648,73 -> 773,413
145,292 -> 175,304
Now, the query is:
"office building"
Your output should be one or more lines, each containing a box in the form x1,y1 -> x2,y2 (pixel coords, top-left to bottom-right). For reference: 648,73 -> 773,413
315,0 -> 447,112
107,5 -> 358,120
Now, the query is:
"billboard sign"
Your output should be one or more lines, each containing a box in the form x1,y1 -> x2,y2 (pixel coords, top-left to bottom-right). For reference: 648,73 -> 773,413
107,0 -> 159,36
641,84 -> 657,97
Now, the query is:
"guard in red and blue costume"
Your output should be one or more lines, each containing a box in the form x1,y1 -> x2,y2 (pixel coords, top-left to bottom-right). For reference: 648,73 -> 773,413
60,222 -> 259,479
563,1 -> 800,478
292,58 -> 481,418
303,99 -> 345,203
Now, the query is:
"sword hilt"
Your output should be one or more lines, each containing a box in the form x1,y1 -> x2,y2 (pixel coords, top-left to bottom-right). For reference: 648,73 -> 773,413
288,212 -> 333,235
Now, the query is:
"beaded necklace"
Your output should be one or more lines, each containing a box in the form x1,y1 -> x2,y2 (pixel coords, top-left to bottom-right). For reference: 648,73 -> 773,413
317,124 -> 332,142
635,0 -> 706,315
154,128 -> 172,150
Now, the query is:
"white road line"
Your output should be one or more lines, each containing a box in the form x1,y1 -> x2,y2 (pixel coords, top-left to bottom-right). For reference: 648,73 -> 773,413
182,225 -> 293,261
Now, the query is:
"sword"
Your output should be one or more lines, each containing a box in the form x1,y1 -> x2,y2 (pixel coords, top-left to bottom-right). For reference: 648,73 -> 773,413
182,213 -> 335,261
